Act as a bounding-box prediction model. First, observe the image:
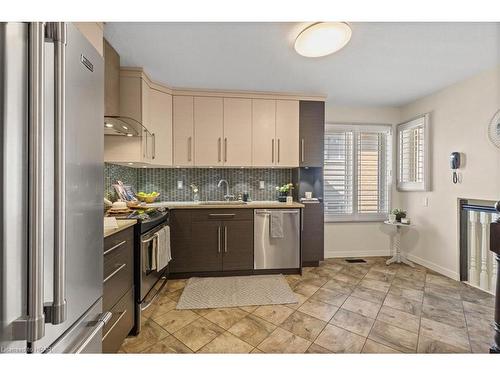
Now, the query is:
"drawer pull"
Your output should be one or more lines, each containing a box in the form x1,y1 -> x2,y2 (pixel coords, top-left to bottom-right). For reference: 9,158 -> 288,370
102,310 -> 127,341
103,263 -> 126,284
103,240 -> 126,256
208,213 -> 235,218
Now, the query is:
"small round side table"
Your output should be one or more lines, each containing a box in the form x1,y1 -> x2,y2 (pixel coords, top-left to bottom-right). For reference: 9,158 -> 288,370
384,221 -> 414,267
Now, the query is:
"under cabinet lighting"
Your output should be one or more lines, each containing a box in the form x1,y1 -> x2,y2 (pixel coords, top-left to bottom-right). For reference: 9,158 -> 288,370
104,123 -> 113,128
126,133 -> 133,137
294,22 -> 352,58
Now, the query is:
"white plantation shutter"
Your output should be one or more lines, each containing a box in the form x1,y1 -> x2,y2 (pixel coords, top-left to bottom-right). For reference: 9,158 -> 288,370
324,132 -> 353,216
358,132 -> 390,215
397,114 -> 430,191
325,124 -> 392,222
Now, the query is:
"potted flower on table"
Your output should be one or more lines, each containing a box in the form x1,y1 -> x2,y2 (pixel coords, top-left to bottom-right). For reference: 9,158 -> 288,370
276,183 -> 294,202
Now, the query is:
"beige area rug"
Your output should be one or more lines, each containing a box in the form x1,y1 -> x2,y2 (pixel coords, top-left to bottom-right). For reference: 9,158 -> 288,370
176,274 -> 298,310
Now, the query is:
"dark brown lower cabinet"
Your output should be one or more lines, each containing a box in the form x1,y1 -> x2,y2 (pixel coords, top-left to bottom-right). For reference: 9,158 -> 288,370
170,209 -> 254,275
301,203 -> 324,266
221,220 -> 254,271
103,226 -> 135,353
190,220 -> 222,272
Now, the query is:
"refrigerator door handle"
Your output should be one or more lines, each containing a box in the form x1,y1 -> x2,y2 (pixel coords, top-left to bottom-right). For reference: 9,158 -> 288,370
13,22 -> 46,342
44,22 -> 68,325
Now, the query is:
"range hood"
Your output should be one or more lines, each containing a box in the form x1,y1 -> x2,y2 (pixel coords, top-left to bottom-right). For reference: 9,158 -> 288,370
104,39 -> 144,137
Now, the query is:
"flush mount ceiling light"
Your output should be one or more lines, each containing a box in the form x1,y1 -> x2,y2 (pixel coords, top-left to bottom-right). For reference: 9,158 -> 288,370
294,22 -> 352,57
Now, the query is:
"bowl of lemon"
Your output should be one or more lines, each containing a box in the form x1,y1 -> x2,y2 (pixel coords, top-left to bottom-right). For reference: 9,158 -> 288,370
136,191 -> 160,203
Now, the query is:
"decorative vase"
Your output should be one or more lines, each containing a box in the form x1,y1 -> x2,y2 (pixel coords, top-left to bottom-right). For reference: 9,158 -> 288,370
278,192 -> 288,202
389,214 -> 396,223
395,212 -> 406,222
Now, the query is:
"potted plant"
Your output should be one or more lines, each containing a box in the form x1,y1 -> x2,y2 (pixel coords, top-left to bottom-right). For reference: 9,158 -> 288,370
190,183 -> 200,202
276,183 -> 294,202
390,208 -> 407,222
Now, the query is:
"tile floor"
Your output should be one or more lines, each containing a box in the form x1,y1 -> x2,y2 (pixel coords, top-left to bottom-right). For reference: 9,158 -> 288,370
120,257 -> 496,354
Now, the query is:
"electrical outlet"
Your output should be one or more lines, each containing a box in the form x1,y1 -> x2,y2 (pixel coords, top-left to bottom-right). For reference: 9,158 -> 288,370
177,180 -> 183,189
423,197 -> 429,207
259,181 -> 265,190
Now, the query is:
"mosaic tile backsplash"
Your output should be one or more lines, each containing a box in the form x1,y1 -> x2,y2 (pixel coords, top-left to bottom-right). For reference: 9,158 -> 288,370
104,163 -> 292,202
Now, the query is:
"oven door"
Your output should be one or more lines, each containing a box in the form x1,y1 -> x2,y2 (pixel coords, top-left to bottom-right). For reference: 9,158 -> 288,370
140,225 -> 168,302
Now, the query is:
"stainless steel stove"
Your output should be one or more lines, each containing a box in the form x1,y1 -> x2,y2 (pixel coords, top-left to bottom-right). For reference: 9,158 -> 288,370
129,208 -> 170,335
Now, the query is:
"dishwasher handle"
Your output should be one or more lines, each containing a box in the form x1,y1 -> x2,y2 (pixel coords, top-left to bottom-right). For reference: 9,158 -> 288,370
255,209 -> 300,215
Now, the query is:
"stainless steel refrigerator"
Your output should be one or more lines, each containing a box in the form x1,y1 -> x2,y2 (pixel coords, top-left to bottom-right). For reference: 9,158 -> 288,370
1,22 -> 109,353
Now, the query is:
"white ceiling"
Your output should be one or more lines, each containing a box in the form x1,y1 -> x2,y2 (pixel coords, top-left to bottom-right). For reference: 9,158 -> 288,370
104,22 -> 500,107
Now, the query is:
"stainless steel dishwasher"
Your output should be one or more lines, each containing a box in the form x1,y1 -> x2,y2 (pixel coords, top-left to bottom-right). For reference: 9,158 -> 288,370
254,209 -> 300,270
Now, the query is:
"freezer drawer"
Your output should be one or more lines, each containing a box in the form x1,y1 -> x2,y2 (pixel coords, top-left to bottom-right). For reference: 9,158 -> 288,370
254,209 -> 300,270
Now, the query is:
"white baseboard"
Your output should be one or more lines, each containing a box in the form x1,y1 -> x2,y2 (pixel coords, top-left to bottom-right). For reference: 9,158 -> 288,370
406,254 -> 459,280
324,249 -> 391,258
324,249 -> 459,280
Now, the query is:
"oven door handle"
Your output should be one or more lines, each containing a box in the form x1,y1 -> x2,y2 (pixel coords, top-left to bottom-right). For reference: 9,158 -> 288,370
141,233 -> 159,244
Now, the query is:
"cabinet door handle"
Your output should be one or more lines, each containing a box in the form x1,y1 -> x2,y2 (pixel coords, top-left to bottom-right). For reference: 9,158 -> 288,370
218,137 -> 221,162
217,226 -> 221,253
144,129 -> 147,158
152,133 -> 156,160
277,138 -> 280,163
271,139 -> 275,164
187,136 -> 192,162
224,138 -> 227,162
224,226 -> 228,253
301,138 -> 305,163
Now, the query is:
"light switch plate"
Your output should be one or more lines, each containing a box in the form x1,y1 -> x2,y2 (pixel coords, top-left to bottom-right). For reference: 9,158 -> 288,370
259,181 -> 265,190
423,197 -> 429,207
177,180 -> 183,189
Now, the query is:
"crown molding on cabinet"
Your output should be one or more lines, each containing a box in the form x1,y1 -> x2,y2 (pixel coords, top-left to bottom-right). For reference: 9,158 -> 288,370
119,67 -> 326,102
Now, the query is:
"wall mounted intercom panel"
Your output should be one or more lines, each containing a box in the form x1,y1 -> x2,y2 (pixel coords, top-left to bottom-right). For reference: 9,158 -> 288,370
450,152 -> 461,184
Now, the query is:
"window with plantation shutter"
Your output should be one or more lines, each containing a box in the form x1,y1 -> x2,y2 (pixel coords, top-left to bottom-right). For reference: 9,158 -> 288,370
324,124 -> 392,222
397,114 -> 430,191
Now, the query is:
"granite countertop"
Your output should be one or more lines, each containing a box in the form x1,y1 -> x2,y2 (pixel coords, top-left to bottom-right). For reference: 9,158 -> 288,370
146,200 -> 305,209
104,219 -> 137,238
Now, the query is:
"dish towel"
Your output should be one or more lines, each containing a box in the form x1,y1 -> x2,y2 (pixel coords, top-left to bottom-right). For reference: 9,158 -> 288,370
270,211 -> 284,238
156,226 -> 172,271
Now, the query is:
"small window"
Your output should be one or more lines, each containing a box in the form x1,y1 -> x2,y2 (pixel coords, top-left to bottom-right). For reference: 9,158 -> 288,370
397,114 -> 430,191
324,124 -> 392,222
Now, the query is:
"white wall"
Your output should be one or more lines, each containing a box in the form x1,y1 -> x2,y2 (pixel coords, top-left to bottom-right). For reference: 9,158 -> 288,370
398,66 -> 500,279
324,67 -> 500,280
324,105 -> 401,258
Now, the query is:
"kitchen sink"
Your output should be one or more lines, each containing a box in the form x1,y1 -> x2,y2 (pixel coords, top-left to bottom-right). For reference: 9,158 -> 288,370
198,201 -> 247,205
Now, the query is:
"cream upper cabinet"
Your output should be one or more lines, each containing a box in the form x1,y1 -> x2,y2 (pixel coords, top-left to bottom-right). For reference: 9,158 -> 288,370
74,22 -> 103,56
252,99 -> 276,167
104,74 -> 151,163
194,97 -> 224,167
275,100 -> 299,167
149,88 -> 173,166
223,98 -> 252,167
173,96 -> 194,166
104,72 -> 173,165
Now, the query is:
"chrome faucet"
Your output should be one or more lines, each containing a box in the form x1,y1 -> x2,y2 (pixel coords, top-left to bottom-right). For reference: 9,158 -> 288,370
217,179 -> 234,201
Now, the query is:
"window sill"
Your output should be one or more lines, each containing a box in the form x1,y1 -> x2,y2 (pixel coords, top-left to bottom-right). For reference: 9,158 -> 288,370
325,216 -> 388,223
